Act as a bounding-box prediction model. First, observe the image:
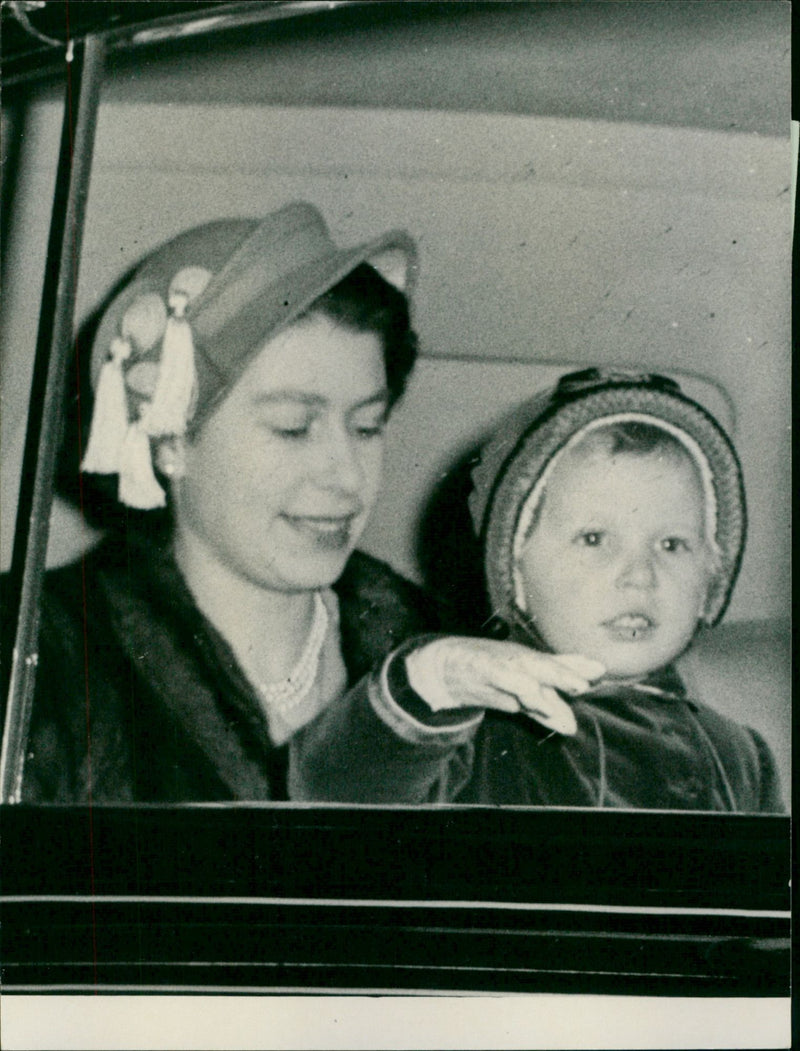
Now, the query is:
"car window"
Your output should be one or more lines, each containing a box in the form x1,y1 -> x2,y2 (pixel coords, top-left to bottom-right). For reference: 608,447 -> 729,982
0,0 -> 790,807
2,0 -> 790,814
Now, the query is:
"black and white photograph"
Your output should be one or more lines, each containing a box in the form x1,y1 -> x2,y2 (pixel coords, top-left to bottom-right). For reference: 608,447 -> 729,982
0,2 -> 791,1047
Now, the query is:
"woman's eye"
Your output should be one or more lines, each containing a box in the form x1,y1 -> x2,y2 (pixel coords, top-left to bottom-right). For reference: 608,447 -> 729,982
261,411 -> 315,439
265,420 -> 313,440
354,423 -> 385,439
661,536 -> 690,553
350,414 -> 387,439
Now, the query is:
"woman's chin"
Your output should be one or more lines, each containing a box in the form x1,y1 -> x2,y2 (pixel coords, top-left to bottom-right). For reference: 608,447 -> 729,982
266,550 -> 356,593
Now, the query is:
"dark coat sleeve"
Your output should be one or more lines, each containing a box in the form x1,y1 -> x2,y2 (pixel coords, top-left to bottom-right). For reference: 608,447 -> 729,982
289,669 -> 477,803
293,553 -> 479,803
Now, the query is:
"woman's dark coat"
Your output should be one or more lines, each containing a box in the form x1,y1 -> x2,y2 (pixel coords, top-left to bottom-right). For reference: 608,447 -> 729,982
2,536 -> 443,802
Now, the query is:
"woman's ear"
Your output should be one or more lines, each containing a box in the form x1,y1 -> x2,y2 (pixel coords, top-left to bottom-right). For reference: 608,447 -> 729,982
153,436 -> 187,481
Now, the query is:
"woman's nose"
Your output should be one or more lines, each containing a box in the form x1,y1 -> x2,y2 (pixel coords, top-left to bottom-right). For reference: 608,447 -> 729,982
616,547 -> 658,589
317,428 -> 364,493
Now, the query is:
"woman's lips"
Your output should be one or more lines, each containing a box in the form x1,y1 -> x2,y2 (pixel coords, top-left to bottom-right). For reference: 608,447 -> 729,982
282,514 -> 357,550
602,613 -> 656,642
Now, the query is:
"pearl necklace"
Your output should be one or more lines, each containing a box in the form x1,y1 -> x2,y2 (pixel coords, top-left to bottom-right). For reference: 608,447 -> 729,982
256,592 -> 329,711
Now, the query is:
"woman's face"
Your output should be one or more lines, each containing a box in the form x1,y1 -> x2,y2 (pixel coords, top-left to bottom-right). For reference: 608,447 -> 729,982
169,312 -> 388,593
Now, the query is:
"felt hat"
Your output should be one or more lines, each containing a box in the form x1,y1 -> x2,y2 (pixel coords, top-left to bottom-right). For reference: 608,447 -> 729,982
81,201 -> 417,508
469,368 -> 746,630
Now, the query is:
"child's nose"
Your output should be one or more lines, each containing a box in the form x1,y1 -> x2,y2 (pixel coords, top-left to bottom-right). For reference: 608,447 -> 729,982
616,548 -> 657,589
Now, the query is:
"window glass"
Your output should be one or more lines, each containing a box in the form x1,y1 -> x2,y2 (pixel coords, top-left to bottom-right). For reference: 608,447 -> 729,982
0,1 -> 791,812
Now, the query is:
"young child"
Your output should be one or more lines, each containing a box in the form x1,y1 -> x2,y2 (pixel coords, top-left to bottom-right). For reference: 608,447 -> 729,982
298,369 -> 784,811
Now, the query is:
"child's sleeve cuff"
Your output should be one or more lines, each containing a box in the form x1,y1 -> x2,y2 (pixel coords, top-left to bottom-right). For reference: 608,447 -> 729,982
368,635 -> 484,747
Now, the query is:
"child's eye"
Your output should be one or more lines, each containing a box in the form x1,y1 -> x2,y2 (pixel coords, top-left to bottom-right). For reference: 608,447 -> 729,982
577,530 -> 604,547
661,536 -> 690,553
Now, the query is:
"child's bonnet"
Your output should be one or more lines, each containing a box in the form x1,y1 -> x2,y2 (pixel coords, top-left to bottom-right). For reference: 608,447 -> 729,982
468,368 -> 746,644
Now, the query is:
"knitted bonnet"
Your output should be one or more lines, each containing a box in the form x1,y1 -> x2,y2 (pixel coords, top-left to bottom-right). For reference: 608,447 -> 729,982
81,201 -> 417,509
468,368 -> 746,634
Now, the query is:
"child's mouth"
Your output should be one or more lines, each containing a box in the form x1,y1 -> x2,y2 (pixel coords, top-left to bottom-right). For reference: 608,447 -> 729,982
602,613 -> 655,642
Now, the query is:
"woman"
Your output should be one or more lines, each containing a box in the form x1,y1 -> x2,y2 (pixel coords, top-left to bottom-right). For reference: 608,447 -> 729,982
11,201 -> 446,802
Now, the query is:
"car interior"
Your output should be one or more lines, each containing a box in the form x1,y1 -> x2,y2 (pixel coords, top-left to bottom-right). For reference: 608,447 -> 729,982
0,0 -> 791,1019
2,0 -> 791,793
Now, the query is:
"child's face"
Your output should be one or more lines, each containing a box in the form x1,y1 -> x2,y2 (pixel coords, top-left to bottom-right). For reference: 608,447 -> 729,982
513,444 -> 713,679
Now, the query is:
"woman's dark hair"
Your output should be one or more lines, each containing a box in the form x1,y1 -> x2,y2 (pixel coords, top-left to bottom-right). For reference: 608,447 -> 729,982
303,262 -> 418,408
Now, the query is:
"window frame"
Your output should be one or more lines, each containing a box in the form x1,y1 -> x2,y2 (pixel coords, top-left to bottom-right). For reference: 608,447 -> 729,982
1,803 -> 790,993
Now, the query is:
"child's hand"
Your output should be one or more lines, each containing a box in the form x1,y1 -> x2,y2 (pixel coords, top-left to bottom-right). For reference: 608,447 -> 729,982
404,637 -> 605,736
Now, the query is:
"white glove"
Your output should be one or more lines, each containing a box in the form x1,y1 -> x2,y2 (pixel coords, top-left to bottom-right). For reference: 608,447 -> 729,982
405,636 -> 606,736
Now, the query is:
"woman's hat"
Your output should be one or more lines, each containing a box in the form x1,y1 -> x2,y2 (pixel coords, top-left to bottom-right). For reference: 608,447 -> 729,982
81,201 -> 417,508
469,368 -> 746,630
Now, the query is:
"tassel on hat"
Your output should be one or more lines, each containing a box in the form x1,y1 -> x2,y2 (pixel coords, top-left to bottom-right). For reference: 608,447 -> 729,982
81,276 -> 215,509
145,267 -> 211,436
117,404 -> 167,509
82,291 -> 167,487
80,336 -> 132,474
144,295 -> 195,435
114,270 -> 209,506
